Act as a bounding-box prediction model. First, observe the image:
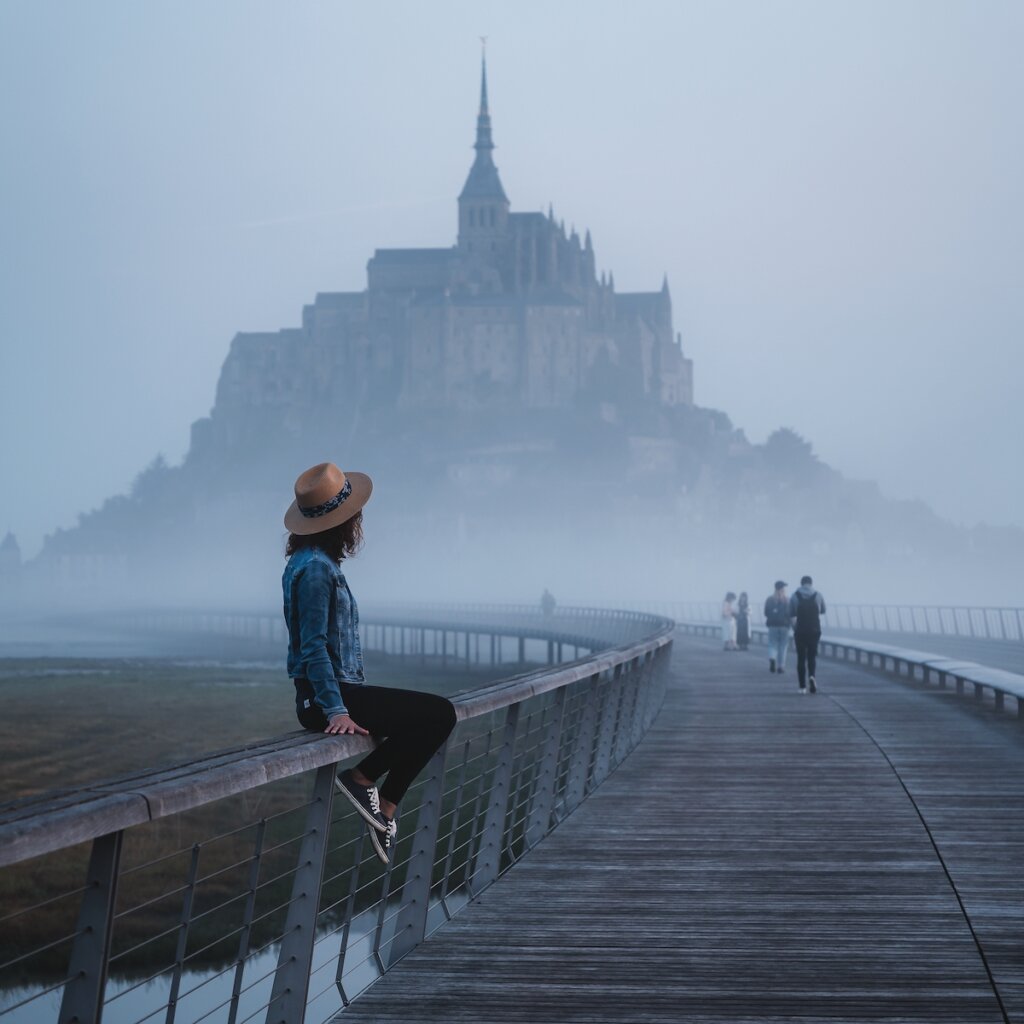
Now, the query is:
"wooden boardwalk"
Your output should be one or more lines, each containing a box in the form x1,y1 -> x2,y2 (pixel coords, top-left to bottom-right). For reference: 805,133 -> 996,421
339,632 -> 1023,1023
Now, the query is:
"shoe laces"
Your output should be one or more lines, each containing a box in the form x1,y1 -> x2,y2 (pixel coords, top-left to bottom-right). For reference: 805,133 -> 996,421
367,787 -> 380,815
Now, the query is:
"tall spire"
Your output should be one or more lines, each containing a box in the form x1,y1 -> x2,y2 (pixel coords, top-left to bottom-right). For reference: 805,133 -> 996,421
475,40 -> 494,153
459,42 -> 508,203
480,40 -> 489,112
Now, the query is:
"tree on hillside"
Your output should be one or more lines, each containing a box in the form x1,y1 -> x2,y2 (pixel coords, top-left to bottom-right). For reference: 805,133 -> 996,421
762,428 -> 822,484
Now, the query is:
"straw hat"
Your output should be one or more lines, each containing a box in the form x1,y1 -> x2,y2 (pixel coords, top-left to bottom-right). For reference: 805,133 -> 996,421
284,463 -> 373,536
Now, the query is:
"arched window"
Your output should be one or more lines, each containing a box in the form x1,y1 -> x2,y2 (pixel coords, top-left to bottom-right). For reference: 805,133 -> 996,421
469,208 -> 476,227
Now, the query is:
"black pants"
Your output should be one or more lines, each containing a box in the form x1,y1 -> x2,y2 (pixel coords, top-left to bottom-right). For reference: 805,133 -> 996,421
794,632 -> 820,688
294,680 -> 457,804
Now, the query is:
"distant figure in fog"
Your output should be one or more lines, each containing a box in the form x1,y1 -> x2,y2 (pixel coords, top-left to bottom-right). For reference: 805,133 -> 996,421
721,592 -> 738,651
736,592 -> 751,650
540,588 -> 556,617
764,580 -> 791,674
789,575 -> 826,694
282,462 -> 456,866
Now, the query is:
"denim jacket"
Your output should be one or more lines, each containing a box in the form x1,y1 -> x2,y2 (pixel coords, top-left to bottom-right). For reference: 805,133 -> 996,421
282,547 -> 365,719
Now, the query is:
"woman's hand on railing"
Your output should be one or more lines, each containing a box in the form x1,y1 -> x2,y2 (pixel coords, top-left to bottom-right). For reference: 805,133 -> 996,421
325,714 -> 369,736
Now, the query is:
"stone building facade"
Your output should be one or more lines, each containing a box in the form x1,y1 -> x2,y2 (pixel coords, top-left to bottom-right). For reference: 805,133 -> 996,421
200,58 -> 692,451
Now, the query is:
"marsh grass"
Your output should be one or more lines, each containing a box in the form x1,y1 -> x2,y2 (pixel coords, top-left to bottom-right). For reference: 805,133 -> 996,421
0,654 -> 520,988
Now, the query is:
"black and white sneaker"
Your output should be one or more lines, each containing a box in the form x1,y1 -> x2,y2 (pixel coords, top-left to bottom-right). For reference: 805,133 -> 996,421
369,817 -> 397,866
798,685 -> 807,694
336,769 -> 388,832
769,658 -> 777,673
809,676 -> 817,694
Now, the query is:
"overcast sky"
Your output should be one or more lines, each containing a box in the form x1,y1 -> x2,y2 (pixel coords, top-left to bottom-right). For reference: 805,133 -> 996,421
1,1 -> 1022,558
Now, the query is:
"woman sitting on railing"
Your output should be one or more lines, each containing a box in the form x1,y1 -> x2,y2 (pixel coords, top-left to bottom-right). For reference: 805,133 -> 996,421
283,462 -> 457,865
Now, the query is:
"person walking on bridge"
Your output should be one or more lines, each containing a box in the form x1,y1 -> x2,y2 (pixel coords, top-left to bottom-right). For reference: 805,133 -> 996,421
736,592 -> 751,650
764,580 -> 790,674
790,575 -> 826,693
282,462 -> 457,865
721,592 -> 738,650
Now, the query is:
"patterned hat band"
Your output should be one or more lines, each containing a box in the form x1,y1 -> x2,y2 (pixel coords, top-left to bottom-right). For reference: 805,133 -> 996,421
299,479 -> 352,519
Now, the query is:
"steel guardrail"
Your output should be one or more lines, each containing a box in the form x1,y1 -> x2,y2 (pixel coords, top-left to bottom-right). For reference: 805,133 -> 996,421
0,606 -> 673,1024
627,601 -> 1024,641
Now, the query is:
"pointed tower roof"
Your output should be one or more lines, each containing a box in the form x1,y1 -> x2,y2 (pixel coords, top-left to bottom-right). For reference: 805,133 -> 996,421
459,48 -> 508,202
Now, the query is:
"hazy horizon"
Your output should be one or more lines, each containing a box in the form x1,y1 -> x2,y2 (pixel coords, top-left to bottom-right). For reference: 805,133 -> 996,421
2,1 -> 1022,562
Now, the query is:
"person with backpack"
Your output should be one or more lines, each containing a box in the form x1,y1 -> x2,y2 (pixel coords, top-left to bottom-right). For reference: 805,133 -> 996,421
763,580 -> 791,674
789,575 -> 826,694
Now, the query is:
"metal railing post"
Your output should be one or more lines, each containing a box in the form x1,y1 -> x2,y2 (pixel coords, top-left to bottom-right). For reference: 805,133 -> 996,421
439,739 -> 472,919
372,806 -> 402,972
629,652 -> 654,747
334,829 -> 368,1007
389,742 -> 450,964
525,688 -> 568,848
611,660 -> 636,766
469,702 -> 521,895
227,819 -> 266,1024
565,675 -> 600,813
264,763 -> 337,1024
165,843 -> 202,1024
592,666 -> 622,788
58,830 -> 124,1024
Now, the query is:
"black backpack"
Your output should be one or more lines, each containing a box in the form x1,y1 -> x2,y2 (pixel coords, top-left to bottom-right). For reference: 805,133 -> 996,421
794,591 -> 821,633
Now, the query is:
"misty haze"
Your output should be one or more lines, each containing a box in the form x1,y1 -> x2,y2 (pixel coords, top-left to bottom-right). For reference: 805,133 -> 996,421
1,5 -> 1023,1024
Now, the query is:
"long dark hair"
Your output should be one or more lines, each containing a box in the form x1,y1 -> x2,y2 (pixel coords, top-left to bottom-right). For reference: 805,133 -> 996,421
285,511 -> 363,564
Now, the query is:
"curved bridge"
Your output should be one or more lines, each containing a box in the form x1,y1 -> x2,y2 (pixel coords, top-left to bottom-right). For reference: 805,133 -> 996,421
0,607 -> 672,1024
1,609 -> 1023,1023
342,626 -> 1024,1024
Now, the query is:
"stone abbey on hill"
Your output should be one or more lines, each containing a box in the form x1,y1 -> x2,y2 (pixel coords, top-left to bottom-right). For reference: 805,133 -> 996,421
191,57 -> 692,463
21,59 -> 1022,606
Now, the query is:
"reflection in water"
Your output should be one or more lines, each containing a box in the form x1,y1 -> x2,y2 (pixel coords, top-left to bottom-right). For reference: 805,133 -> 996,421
0,909 -> 394,1024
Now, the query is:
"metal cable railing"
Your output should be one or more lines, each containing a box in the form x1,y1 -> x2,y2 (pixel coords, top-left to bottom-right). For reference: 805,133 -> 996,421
107,603 -> 661,665
603,600 -> 1024,641
0,606 -> 672,1024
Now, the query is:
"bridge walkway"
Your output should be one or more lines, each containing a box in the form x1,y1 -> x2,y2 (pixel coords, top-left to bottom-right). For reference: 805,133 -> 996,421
339,631 -> 1023,1023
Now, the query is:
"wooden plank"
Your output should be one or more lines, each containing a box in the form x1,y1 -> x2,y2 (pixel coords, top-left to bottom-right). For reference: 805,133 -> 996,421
339,634 -> 1019,1023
